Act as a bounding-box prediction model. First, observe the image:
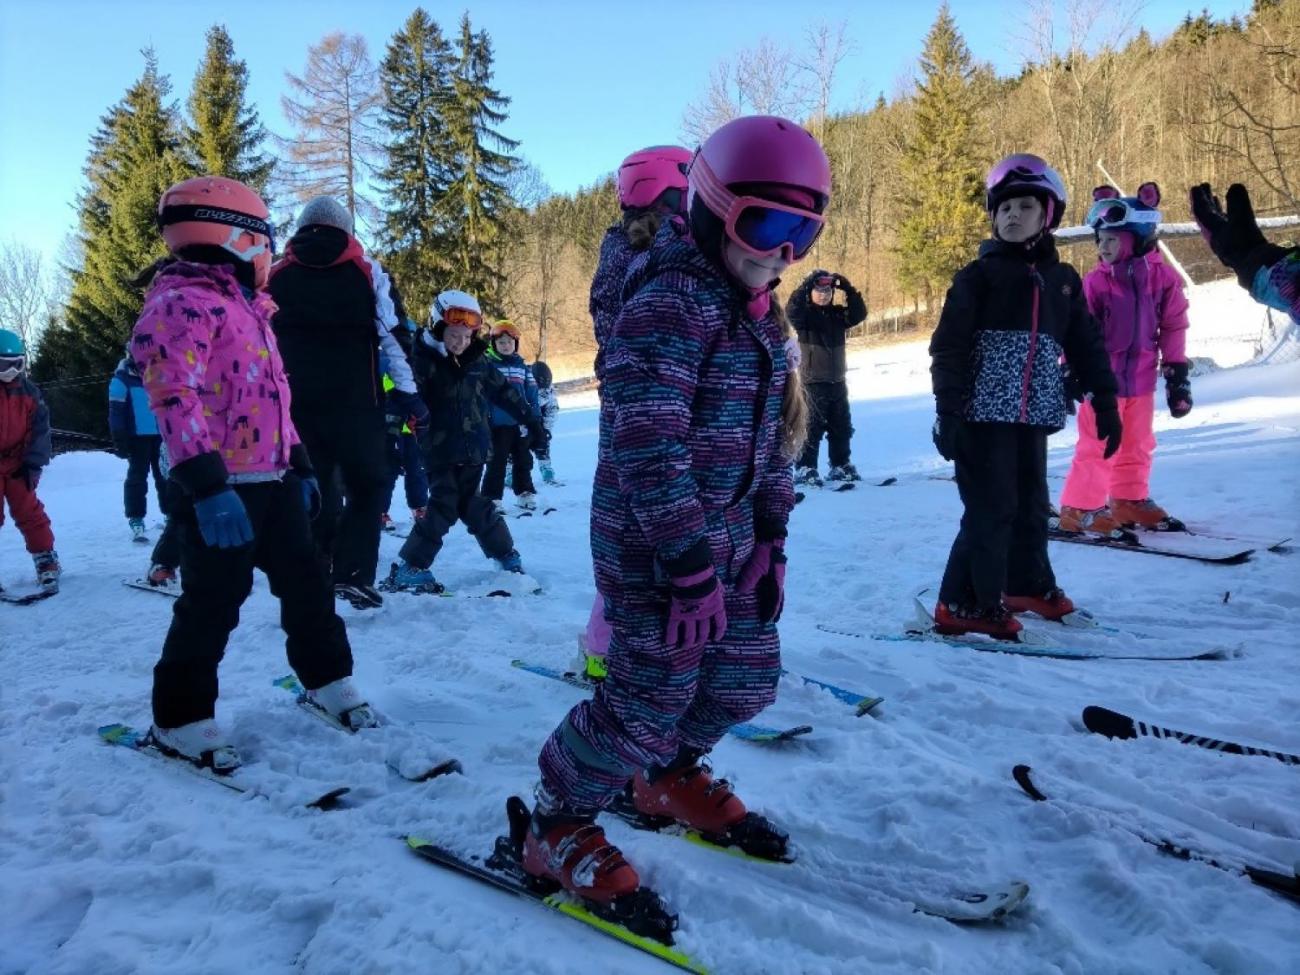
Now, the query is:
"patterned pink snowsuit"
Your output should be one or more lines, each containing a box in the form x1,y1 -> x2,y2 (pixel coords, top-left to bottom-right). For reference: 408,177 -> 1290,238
1061,250 -> 1189,509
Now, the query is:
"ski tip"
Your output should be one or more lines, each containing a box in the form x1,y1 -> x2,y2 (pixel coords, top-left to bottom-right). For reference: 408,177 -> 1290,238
404,834 -> 432,851
308,786 -> 351,810
1081,705 -> 1134,739
1011,764 -> 1048,801
855,696 -> 886,717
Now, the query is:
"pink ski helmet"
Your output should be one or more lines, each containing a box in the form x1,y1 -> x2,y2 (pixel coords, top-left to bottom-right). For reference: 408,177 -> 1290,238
689,115 -> 832,262
617,145 -> 692,213
985,153 -> 1068,230
157,176 -> 275,287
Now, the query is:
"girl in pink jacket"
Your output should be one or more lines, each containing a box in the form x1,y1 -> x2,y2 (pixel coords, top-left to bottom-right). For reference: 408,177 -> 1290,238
1059,182 -> 1192,533
131,176 -> 375,774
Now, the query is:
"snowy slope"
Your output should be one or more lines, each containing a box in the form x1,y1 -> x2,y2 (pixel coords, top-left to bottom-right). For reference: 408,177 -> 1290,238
3,280 -> 1298,975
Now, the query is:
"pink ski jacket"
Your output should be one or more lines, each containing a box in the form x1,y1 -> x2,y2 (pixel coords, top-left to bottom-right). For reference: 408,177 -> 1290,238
131,261 -> 299,489
1083,250 -> 1189,398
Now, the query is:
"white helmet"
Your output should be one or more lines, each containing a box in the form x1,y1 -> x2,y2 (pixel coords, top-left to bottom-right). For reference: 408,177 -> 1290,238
431,289 -> 483,327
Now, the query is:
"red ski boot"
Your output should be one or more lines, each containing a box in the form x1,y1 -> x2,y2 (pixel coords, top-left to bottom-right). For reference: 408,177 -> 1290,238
521,807 -> 640,903
624,749 -> 792,861
1003,588 -> 1075,622
932,600 -> 1024,641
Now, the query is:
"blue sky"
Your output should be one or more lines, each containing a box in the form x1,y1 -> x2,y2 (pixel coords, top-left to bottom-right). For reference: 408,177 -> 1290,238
0,0 -> 1251,265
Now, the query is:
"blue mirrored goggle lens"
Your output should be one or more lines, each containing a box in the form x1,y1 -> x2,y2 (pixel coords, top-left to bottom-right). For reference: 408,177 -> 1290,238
734,206 -> 822,257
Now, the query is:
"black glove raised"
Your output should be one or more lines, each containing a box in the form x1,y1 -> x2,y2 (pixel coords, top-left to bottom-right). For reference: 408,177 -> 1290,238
932,413 -> 963,462
1093,403 -> 1123,460
1189,183 -> 1289,289
1163,362 -> 1193,419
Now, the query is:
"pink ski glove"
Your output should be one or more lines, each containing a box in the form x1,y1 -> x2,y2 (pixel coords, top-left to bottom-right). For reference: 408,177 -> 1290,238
737,539 -> 787,624
666,567 -> 727,652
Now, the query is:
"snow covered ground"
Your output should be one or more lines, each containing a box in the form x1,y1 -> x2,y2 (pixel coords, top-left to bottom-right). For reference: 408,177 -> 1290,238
3,278 -> 1298,975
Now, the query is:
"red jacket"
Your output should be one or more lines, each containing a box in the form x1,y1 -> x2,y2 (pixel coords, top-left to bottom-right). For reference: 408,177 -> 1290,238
0,376 -> 51,476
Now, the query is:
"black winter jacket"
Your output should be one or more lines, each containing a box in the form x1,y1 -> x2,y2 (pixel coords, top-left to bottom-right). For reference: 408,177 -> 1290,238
786,270 -> 867,383
410,333 -> 535,468
267,226 -> 384,424
929,236 -> 1117,431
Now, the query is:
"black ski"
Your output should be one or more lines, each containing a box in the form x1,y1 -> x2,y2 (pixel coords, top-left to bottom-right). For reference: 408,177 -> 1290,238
1082,705 -> 1300,767
1047,526 -> 1254,564
1012,764 -> 1300,905
405,796 -> 704,973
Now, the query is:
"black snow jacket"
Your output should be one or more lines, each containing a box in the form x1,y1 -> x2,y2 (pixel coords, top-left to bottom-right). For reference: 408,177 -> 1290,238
410,332 -> 536,468
786,270 -> 867,383
929,236 -> 1117,431
267,226 -> 388,424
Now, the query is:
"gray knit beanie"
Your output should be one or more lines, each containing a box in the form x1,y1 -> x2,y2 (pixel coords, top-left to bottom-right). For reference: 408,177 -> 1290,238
296,196 -> 354,234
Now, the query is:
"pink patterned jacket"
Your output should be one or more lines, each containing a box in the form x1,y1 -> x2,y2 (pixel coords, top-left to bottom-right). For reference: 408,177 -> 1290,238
131,261 -> 299,495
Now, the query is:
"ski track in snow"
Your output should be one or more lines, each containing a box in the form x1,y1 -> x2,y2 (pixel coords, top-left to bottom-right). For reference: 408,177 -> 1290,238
3,281 -> 1298,974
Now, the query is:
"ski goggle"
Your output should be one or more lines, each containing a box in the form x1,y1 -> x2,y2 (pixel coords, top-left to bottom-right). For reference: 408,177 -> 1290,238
691,155 -> 825,261
813,275 -> 835,290
1086,199 -> 1161,231
441,306 -> 483,329
0,355 -> 24,382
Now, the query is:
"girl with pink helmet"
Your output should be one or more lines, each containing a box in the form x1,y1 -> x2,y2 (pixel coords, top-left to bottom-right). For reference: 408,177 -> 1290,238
509,117 -> 826,920
131,176 -> 375,774
579,145 -> 693,681
929,153 -> 1119,640
1058,182 -> 1191,535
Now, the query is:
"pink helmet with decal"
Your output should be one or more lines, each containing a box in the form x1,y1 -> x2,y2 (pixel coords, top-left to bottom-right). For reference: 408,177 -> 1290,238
617,145 -> 692,212
157,176 -> 275,287
688,115 -> 832,262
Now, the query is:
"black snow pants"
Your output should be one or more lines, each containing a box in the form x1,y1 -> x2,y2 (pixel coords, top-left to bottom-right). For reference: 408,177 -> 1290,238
798,381 -> 853,470
398,463 -> 514,570
152,477 -> 353,728
938,421 -> 1057,610
124,435 -> 167,520
481,425 -> 536,500
298,412 -> 389,587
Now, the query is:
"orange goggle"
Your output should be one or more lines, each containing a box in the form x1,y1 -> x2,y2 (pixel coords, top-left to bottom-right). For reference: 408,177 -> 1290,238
443,306 -> 483,329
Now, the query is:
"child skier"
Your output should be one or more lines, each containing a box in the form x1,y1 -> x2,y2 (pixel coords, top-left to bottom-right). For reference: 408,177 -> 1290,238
579,145 -> 693,680
481,320 -> 541,511
521,116 -> 822,907
108,343 -> 167,543
0,328 -> 58,593
929,153 -> 1120,639
380,318 -> 430,530
384,293 -> 546,594
530,360 -> 560,485
134,175 -> 373,772
1059,183 -> 1190,534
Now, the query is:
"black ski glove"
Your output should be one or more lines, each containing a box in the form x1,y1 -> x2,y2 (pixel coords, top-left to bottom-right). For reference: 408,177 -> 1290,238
1189,183 -> 1289,290
1163,362 -> 1193,418
932,413 -> 963,462
526,419 -> 549,458
1093,404 -> 1123,459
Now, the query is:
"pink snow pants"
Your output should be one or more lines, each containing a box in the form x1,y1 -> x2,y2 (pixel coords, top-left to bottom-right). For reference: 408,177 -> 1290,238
1061,395 -> 1157,510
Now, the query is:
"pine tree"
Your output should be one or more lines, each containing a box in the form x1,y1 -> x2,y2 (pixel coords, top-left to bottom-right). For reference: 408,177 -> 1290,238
442,14 -> 520,310
33,51 -> 193,435
377,9 -> 456,317
186,25 -> 274,191
893,4 -> 987,305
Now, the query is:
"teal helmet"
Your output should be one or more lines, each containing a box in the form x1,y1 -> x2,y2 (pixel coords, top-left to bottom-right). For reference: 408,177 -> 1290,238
0,328 -> 26,382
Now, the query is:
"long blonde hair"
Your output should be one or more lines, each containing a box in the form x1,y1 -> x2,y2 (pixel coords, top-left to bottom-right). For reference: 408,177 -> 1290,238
772,302 -> 808,462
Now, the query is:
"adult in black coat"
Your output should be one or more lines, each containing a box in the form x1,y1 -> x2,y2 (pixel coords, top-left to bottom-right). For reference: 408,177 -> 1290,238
267,196 -> 427,607
786,269 -> 867,485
